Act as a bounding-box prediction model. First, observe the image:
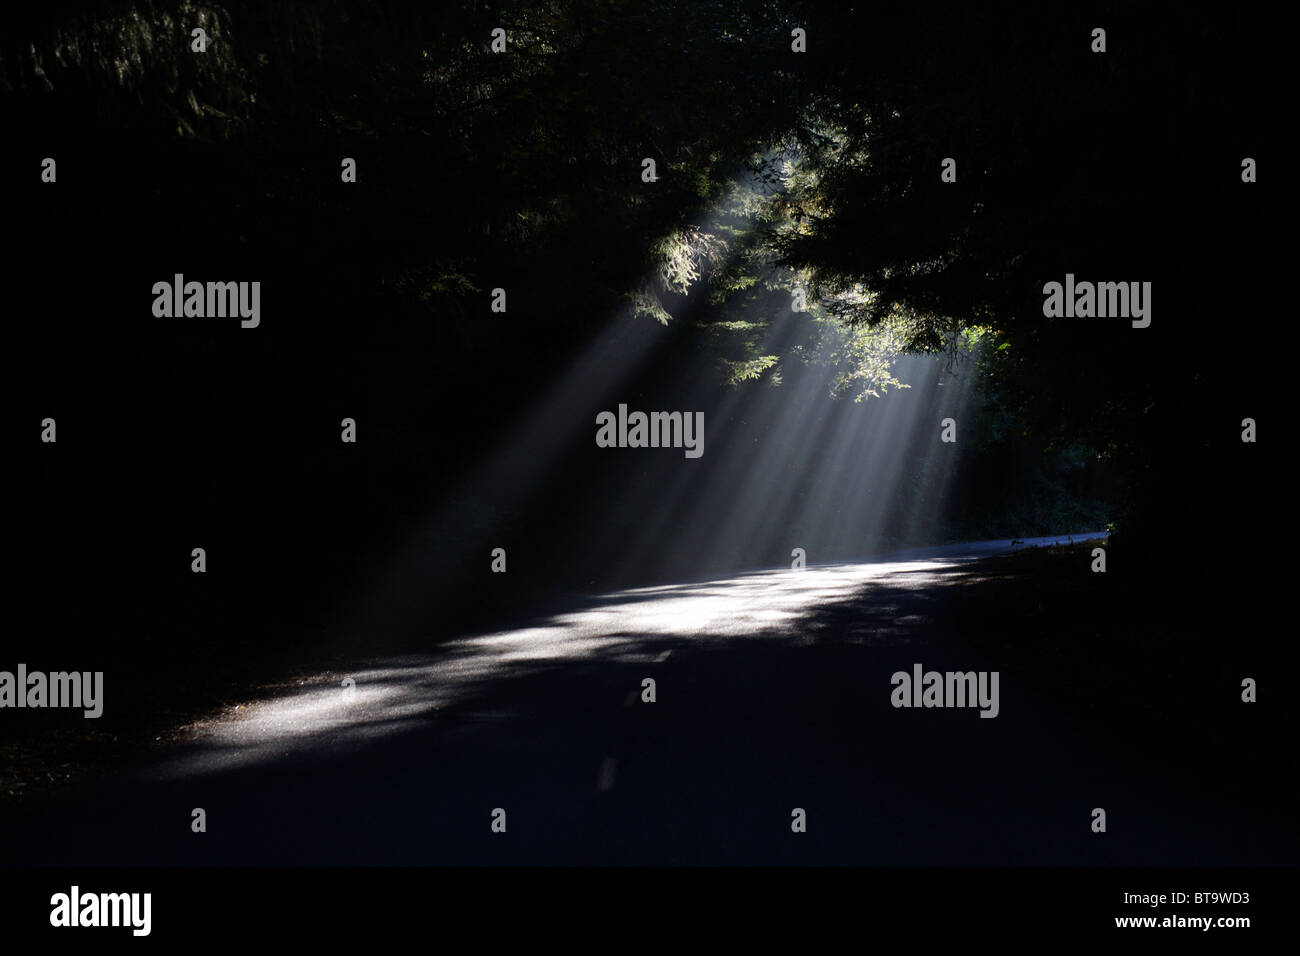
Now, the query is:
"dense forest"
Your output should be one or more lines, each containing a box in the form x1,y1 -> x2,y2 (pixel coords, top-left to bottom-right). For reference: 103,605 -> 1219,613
3,1 -> 1280,798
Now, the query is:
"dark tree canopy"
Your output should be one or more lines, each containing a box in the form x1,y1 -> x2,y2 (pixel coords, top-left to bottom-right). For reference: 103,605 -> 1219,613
4,0 -> 1278,568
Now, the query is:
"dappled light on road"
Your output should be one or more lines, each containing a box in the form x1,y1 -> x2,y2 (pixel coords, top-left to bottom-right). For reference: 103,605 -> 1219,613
164,557 -> 964,777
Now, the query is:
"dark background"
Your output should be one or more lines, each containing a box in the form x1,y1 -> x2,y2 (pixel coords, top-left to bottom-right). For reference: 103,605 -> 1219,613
2,1 -> 1287,832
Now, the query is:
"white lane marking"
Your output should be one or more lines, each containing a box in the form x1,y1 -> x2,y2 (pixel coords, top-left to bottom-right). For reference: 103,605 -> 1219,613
597,757 -> 619,792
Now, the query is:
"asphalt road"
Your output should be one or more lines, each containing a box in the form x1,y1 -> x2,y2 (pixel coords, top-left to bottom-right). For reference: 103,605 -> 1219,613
3,534 -> 1293,865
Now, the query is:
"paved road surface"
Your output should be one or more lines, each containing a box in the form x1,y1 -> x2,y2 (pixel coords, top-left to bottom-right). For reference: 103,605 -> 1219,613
3,534 -> 1293,865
